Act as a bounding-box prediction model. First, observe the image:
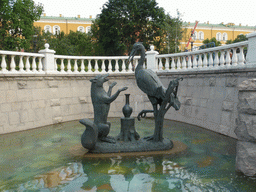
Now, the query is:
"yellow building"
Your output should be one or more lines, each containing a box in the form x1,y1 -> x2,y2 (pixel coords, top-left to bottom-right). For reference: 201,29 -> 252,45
34,14 -> 94,35
181,21 -> 256,51
34,15 -> 256,52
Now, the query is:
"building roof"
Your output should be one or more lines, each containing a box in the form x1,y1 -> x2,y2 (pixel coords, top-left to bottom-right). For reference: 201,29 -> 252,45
38,16 -> 95,22
184,22 -> 256,30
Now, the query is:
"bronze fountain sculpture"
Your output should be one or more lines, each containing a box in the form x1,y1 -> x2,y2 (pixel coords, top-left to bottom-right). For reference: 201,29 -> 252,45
79,43 -> 183,153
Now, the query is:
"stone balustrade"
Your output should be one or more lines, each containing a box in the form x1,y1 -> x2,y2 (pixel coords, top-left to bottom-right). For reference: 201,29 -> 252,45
156,41 -> 248,71
2,32 -> 256,75
54,55 -> 140,74
0,50 -> 45,74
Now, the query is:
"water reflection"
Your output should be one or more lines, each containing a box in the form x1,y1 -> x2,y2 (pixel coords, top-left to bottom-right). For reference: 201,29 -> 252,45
0,154 -> 255,191
1,118 -> 256,191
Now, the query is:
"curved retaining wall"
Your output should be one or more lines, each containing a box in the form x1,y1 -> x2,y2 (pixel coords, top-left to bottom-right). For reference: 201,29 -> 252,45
0,68 -> 255,138
0,74 -> 147,134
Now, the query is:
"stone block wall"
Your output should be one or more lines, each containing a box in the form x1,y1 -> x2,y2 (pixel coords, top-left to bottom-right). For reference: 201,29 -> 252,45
234,79 -> 256,176
1,69 -> 255,139
0,74 -> 146,134
161,70 -> 254,139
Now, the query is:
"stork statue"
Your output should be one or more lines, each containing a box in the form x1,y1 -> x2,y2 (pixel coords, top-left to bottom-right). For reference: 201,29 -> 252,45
128,42 -> 183,142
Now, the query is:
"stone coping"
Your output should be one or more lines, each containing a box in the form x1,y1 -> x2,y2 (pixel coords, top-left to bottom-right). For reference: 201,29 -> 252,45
1,66 -> 256,79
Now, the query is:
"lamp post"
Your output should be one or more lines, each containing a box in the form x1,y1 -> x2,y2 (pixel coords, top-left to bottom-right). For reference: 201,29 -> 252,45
33,29 -> 38,53
191,40 -> 194,51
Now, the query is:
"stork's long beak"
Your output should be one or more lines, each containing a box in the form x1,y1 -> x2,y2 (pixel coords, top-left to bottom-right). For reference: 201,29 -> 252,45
127,49 -> 136,70
127,49 -> 136,63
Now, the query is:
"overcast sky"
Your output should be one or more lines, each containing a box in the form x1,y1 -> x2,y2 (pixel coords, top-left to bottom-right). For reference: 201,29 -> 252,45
36,0 -> 256,26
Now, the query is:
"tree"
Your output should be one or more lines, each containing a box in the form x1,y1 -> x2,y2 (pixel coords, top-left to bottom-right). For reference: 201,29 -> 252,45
226,34 -> 247,44
91,0 -> 166,56
34,28 -> 95,56
0,0 -> 43,51
162,12 -> 183,54
202,37 -> 221,48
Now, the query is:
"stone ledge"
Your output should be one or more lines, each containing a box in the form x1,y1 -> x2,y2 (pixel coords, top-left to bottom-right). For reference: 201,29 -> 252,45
70,140 -> 187,158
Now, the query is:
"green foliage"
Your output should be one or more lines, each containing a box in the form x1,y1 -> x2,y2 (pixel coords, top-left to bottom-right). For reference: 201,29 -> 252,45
161,13 -> 183,54
203,37 -> 221,47
0,0 -> 43,51
33,27 -> 94,56
91,0 -> 166,56
225,34 -> 248,44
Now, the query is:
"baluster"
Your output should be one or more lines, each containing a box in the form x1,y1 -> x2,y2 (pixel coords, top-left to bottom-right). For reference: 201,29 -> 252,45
67,59 -> 72,73
38,57 -> 43,72
133,59 -> 136,69
182,56 -> 186,70
177,57 -> 181,70
238,46 -> 245,66
74,59 -> 78,73
220,51 -> 225,67
213,51 -> 219,68
170,57 -> 175,71
81,59 -> 85,73
165,57 -> 170,70
95,60 -> 99,73
208,52 -> 213,68
159,58 -> 163,70
225,49 -> 231,67
88,59 -> 92,73
32,56 -> 37,72
121,59 -> 126,72
1,55 -> 7,72
113,59 -> 119,73
144,60 -> 147,69
192,55 -> 198,69
54,58 -> 58,71
128,59 -> 133,72
10,55 -> 16,72
187,55 -> 192,69
108,59 -> 112,72
60,59 -> 65,73
203,53 -> 208,68
102,60 -> 106,73
19,55 -> 24,72
198,54 -> 202,68
25,56 -> 31,72
232,48 -> 238,66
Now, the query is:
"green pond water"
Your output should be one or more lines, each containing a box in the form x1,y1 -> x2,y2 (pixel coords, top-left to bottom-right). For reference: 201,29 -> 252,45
0,118 -> 255,191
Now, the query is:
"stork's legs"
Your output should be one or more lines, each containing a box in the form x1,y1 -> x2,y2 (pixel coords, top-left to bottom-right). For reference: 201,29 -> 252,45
144,104 -> 163,141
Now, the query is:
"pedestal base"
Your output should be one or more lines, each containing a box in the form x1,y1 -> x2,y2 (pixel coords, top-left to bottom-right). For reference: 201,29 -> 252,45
89,138 -> 173,153
117,117 -> 140,142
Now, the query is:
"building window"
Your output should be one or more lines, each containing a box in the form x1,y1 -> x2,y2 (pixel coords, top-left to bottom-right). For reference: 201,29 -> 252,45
77,26 -> 85,33
53,25 -> 60,35
192,31 -> 197,40
216,32 -> 222,41
223,33 -> 228,41
44,25 -> 51,33
86,26 -> 91,33
199,31 -> 204,40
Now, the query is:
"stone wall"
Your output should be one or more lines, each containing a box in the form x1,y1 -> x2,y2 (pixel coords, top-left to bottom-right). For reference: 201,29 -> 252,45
160,69 -> 256,139
234,79 -> 256,176
0,74 -> 148,134
1,69 -> 255,139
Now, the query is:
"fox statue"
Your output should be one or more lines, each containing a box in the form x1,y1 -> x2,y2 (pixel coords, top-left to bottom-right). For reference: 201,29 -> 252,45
80,73 -> 128,150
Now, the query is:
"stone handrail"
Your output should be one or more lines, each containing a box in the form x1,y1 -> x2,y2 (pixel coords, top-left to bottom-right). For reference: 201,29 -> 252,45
156,41 -> 249,72
1,32 -> 256,75
0,50 -> 45,74
54,55 -> 141,74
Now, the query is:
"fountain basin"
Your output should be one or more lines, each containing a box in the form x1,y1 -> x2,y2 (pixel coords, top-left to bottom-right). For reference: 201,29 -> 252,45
0,118 -> 255,191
